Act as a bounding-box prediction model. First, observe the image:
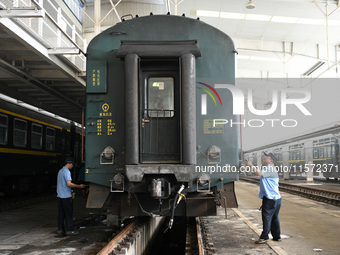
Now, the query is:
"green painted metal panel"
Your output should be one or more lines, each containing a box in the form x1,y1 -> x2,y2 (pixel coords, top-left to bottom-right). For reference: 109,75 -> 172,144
87,61 -> 107,93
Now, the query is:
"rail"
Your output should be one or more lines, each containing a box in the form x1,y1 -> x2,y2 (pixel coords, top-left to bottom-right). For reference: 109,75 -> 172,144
97,217 -> 165,255
185,217 -> 204,255
241,177 -> 340,207
0,0 -> 86,72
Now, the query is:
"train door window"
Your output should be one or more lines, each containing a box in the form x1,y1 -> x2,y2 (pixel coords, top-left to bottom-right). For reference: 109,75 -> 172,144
313,148 -> 319,159
46,127 -> 55,151
319,147 -> 324,158
31,123 -> 42,149
148,77 -> 174,118
0,114 -> 8,145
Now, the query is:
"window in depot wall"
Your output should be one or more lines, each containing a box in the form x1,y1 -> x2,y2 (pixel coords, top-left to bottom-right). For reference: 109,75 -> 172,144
148,77 -> 174,118
63,0 -> 84,24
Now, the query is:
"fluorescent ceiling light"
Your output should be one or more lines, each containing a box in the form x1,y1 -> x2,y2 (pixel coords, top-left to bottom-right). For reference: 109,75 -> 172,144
271,16 -> 299,23
220,12 -> 245,19
196,10 -> 340,26
238,55 -> 250,60
303,61 -> 325,76
238,55 -> 281,62
196,10 -> 219,18
245,14 -> 272,21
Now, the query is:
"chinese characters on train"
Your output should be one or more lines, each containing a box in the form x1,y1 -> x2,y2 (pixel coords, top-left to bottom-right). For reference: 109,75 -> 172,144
92,69 -> 100,86
97,103 -> 116,136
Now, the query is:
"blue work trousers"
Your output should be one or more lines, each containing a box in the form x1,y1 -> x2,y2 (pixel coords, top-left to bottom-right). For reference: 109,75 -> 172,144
260,196 -> 281,240
58,197 -> 74,232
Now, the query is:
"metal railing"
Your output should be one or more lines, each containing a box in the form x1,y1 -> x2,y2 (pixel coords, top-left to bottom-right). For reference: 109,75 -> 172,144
0,0 -> 86,72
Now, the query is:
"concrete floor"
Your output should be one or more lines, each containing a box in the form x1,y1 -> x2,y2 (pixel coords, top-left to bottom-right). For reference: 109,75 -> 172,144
203,208 -> 276,255
0,193 -> 116,255
235,181 -> 340,255
1,182 -> 339,254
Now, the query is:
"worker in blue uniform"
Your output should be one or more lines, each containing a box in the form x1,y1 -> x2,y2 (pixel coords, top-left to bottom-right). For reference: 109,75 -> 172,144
57,157 -> 85,236
245,152 -> 282,244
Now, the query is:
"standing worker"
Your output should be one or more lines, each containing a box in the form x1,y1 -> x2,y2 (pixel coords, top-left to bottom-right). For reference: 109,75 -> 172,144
245,152 -> 282,244
57,157 -> 85,236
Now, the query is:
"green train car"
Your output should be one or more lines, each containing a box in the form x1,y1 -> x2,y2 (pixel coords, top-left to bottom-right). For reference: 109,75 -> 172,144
0,98 -> 82,195
85,14 -> 239,217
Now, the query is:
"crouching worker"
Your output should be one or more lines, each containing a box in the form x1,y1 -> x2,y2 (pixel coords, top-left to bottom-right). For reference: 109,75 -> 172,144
57,157 -> 85,236
245,152 -> 282,244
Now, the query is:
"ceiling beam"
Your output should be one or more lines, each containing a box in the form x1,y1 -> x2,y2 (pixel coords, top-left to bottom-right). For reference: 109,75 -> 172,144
0,9 -> 45,18
0,82 -> 68,119
0,59 -> 84,110
235,38 -> 337,63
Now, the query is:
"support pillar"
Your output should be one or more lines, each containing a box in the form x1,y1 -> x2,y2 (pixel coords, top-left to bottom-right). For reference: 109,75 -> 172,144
94,0 -> 101,35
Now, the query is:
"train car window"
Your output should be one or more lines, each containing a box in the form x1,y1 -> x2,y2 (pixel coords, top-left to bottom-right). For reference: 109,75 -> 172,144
46,127 -> 55,151
148,77 -> 174,118
31,123 -> 42,149
319,147 -> 324,158
313,148 -> 319,159
0,114 -> 8,145
326,146 -> 330,158
296,151 -> 300,160
13,118 -> 27,147
293,152 -> 297,160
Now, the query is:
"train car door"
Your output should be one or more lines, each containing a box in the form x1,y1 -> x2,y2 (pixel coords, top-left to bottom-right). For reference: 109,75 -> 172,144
140,59 -> 181,163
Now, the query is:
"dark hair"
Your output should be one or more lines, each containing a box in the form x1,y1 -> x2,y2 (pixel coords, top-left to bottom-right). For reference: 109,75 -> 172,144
264,152 -> 277,163
64,157 -> 75,165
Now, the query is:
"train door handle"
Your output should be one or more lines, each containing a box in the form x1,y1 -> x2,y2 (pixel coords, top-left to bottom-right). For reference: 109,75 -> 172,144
142,118 -> 150,128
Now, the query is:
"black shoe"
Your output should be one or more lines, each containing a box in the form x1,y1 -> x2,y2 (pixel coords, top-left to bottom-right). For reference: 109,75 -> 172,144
255,238 -> 268,244
66,231 -> 79,236
273,238 -> 282,242
57,229 -> 65,235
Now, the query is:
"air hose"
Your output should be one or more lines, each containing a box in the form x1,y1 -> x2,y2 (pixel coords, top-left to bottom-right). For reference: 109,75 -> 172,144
168,184 -> 185,229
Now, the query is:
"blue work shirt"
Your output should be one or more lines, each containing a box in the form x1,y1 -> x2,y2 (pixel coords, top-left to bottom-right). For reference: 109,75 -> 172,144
57,166 -> 72,198
259,164 -> 281,200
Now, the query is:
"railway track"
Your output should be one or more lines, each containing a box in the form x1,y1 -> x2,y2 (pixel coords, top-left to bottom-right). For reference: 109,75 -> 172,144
98,216 -> 206,255
241,177 -> 340,207
185,217 -> 205,255
97,217 -> 165,255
